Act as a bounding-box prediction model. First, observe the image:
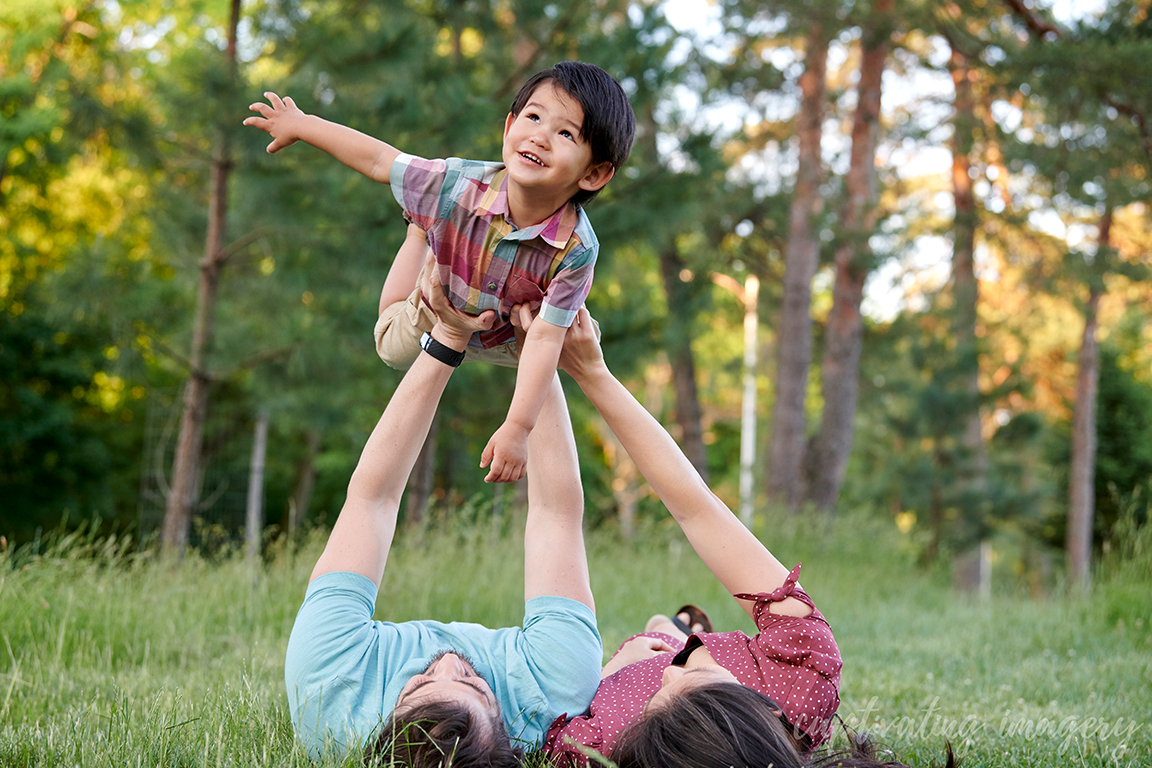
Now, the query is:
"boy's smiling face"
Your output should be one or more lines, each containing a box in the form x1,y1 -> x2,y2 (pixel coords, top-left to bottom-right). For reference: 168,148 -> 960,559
501,84 -> 613,219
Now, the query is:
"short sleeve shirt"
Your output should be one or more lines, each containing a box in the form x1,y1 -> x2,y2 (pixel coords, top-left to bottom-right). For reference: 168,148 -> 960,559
390,154 -> 598,349
285,571 -> 603,758
541,564 -> 841,765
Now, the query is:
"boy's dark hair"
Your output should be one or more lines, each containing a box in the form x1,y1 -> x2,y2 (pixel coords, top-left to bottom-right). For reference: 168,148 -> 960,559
364,699 -> 523,768
610,682 -> 804,768
510,61 -> 636,207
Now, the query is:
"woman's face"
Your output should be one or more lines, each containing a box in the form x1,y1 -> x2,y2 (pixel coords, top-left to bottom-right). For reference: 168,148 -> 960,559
646,658 -> 740,711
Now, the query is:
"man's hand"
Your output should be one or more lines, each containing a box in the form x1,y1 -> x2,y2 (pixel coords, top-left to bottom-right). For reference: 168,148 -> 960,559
480,421 -> 529,483
419,252 -> 495,349
243,92 -> 307,153
600,636 -> 676,679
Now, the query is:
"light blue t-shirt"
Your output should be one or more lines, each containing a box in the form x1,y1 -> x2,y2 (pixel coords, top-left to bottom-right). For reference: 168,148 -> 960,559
284,571 -> 602,758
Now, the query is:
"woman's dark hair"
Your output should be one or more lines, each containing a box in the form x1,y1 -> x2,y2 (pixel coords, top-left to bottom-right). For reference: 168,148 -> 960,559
509,61 -> 636,207
364,699 -> 523,768
611,682 -> 804,768
809,728 -> 958,768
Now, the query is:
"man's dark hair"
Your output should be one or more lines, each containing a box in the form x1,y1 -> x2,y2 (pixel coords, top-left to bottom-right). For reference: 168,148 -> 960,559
364,699 -> 523,768
509,60 -> 636,207
610,683 -> 804,768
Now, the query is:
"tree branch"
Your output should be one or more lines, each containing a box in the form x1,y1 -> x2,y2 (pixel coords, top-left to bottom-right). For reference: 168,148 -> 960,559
213,226 -> 276,267
491,0 -> 589,101
220,345 -> 296,378
1001,1 -> 1152,169
1102,95 -> 1152,168
1000,0 -> 1060,39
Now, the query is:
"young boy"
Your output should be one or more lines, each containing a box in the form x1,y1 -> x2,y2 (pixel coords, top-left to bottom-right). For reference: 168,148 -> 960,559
244,61 -> 635,484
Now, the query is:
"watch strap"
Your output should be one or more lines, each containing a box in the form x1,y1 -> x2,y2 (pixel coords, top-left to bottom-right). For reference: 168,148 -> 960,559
420,331 -> 466,368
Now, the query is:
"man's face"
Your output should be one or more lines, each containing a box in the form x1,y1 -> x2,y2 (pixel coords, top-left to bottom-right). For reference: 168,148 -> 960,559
394,651 -> 500,723
501,84 -> 602,202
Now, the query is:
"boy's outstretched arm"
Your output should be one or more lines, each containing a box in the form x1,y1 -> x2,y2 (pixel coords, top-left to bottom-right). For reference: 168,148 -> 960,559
480,318 -> 567,483
243,92 -> 399,184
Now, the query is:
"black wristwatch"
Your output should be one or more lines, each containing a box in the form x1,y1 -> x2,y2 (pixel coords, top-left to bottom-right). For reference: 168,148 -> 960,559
420,331 -> 466,368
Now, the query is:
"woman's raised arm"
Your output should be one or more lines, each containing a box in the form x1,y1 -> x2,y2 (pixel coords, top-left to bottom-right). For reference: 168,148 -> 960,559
559,308 -> 811,618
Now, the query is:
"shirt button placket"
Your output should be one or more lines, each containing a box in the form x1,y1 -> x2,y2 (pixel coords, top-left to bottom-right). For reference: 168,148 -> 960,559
490,239 -> 517,311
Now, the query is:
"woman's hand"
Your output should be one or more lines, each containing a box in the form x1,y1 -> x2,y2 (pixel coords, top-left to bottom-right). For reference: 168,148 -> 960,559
556,308 -> 606,383
600,636 -> 676,679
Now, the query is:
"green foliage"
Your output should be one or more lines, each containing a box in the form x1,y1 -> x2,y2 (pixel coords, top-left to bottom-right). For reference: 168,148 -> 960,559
0,305 -> 142,541
3,0 -> 1151,599
840,303 -> 1047,556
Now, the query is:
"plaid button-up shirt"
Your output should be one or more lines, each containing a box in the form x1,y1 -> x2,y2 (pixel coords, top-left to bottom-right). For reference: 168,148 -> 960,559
390,154 -> 599,349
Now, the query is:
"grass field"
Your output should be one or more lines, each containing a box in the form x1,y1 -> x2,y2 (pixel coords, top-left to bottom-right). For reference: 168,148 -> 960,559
1,510 -> 1149,767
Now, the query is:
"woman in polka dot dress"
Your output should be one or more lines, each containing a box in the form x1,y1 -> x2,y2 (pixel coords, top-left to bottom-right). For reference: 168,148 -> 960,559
540,308 -> 842,768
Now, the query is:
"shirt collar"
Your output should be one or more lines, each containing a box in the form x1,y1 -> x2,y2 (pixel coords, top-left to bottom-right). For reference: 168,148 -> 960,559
478,168 -> 580,248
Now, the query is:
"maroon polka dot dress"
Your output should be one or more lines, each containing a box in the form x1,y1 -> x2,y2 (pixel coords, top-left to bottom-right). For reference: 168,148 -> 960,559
541,564 -> 841,765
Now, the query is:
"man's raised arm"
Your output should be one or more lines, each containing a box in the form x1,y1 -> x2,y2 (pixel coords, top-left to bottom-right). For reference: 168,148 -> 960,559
309,260 -> 494,588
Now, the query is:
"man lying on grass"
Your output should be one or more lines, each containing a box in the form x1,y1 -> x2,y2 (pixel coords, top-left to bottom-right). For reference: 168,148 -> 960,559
284,257 -> 601,766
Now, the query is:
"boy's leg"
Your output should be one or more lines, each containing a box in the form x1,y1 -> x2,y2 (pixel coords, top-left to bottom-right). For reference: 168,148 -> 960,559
379,223 -> 430,315
374,285 -> 436,371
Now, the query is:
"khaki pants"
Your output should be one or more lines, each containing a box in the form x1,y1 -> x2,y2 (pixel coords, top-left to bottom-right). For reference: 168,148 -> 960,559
373,286 -> 520,371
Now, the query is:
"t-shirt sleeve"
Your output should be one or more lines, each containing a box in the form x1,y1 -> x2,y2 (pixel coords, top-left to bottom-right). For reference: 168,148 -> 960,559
517,596 -> 602,726
389,153 -> 450,231
538,242 -> 596,328
283,571 -> 386,759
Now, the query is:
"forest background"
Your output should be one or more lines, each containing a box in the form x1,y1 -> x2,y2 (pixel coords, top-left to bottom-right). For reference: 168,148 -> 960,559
4,0 -> 1152,589
3,1 -> 1152,766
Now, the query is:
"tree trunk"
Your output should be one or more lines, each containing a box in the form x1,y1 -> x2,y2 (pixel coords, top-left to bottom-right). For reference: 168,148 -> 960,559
289,429 -> 320,536
924,435 -> 946,564
949,43 -> 983,480
658,245 -> 710,482
714,272 -> 761,526
1067,208 -> 1111,592
245,409 -> 269,561
738,275 -> 760,527
160,0 -> 241,558
766,24 -> 829,513
593,417 -> 638,540
805,0 -> 890,512
948,41 -> 987,594
634,94 -> 710,483
405,412 -> 439,525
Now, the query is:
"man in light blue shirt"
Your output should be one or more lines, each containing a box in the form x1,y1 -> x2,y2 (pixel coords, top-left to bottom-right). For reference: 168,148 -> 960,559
284,259 -> 601,764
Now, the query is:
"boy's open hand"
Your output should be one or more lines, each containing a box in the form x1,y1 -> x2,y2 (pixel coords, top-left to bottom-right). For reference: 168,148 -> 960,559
480,422 -> 529,483
243,92 -> 306,153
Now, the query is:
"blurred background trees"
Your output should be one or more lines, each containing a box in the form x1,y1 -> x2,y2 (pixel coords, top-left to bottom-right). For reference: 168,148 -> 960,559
3,0 -> 1149,591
